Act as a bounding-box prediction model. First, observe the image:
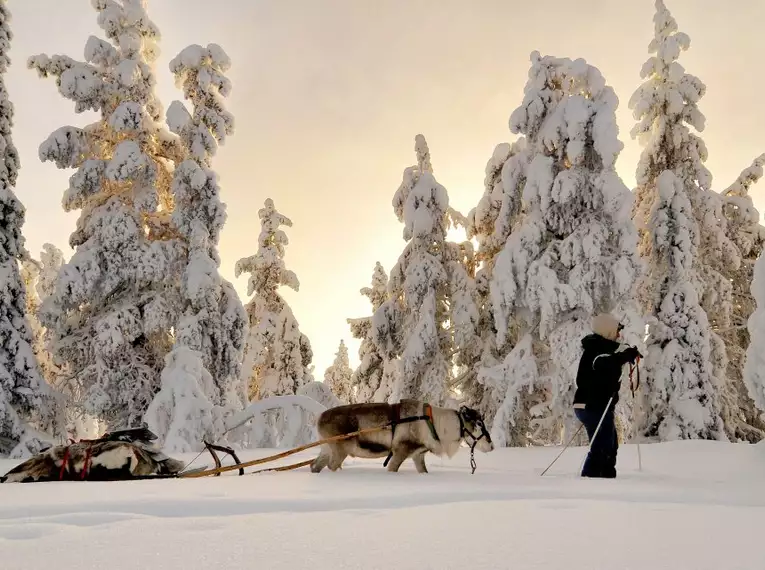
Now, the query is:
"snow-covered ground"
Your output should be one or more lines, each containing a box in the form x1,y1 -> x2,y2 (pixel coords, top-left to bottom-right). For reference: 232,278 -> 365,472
1,440 -> 763,570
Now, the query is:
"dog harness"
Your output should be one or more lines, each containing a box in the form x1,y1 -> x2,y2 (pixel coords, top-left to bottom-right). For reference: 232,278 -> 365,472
383,403 -> 440,467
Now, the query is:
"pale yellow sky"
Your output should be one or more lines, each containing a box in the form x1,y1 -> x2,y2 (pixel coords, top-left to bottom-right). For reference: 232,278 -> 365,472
7,0 -> 765,377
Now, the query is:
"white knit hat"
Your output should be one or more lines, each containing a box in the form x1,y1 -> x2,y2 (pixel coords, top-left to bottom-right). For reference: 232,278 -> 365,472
592,313 -> 620,341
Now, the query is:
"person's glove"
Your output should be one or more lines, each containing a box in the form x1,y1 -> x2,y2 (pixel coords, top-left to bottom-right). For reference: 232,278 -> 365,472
621,346 -> 642,364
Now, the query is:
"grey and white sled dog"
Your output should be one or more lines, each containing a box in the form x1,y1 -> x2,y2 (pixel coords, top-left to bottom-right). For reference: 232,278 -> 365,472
310,399 -> 494,473
1,427 -> 185,483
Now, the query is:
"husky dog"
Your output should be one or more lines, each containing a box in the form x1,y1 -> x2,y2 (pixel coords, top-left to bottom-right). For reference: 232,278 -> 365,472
1,427 -> 185,483
310,399 -> 494,473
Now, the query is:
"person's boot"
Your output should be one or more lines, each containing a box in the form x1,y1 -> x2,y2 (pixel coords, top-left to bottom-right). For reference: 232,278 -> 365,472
581,453 -> 604,478
602,455 -> 616,478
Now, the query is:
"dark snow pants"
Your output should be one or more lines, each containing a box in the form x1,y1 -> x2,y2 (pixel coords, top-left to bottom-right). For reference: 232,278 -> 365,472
575,404 -> 618,478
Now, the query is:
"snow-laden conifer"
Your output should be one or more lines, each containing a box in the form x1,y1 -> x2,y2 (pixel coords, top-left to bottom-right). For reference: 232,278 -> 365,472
636,171 -> 724,440
324,340 -> 353,404
629,0 -> 725,440
145,346 -> 222,452
488,51 -> 642,445
29,0 -> 184,430
22,245 -> 103,440
723,156 -> 765,440
347,262 -> 399,403
630,3 -> 738,402
145,44 -> 246,451
35,244 -> 63,302
744,252 -> 765,421
372,135 -> 478,405
461,140 -> 532,434
235,199 -> 313,446
0,1 -> 63,457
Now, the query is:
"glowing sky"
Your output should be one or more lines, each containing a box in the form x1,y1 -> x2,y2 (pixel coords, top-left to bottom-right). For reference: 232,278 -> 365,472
9,0 -> 765,377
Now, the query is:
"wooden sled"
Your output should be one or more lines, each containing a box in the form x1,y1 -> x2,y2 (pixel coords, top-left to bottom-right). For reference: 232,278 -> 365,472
0,427 -> 243,483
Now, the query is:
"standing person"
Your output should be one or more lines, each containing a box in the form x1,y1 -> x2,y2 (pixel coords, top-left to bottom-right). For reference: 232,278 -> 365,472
573,313 -> 640,478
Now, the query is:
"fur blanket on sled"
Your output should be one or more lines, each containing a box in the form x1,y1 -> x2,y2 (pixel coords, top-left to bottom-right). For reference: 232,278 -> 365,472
1,427 -> 185,483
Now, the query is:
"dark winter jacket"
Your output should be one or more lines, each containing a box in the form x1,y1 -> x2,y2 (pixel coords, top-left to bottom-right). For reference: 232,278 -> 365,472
573,333 -> 635,411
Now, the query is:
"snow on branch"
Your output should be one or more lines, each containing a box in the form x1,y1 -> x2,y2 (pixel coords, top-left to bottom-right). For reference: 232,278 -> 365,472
224,394 -> 328,433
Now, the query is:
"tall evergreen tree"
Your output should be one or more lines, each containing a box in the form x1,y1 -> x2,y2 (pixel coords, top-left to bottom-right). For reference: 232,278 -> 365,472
29,0 -> 186,430
628,0 -> 725,440
144,43 -> 247,451
721,156 -> 765,441
167,44 -> 247,407
463,140 -> 535,441
489,51 -> 642,446
0,1 -> 64,457
744,252 -> 765,421
372,135 -> 478,406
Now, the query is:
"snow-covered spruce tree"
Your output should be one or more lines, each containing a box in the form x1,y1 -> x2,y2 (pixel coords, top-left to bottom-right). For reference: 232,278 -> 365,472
461,139 -> 538,439
28,0 -> 186,431
629,0 -> 726,440
632,3 -> 738,338
347,262 -> 399,403
144,44 -> 247,451
235,198 -> 313,446
144,346 -> 220,453
0,1 -> 64,457
488,52 -> 643,446
22,245 -> 101,439
636,171 -> 724,440
21,249 -> 63,405
721,156 -> 765,441
372,135 -> 478,406
744,253 -> 765,421
34,243 -> 64,302
324,340 -> 353,404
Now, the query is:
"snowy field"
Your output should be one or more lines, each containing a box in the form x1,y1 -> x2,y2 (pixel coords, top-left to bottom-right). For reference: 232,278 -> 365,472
1,441 -> 763,570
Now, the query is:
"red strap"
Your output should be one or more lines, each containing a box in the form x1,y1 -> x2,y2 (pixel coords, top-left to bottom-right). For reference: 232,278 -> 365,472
81,444 -> 93,480
59,447 -> 70,481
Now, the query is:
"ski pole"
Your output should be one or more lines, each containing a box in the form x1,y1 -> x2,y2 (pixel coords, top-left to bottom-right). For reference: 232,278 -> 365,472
540,422 -> 585,476
577,395 -> 614,475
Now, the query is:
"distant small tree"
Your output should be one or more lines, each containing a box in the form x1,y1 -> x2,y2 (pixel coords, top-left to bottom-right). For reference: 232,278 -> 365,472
21,248 -> 65,405
324,340 -> 353,404
347,262 -> 399,403
236,198 -> 313,446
